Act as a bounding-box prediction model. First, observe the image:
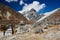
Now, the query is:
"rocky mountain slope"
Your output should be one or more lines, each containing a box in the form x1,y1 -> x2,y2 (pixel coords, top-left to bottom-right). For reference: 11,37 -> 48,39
0,3 -> 31,25
35,8 -> 60,27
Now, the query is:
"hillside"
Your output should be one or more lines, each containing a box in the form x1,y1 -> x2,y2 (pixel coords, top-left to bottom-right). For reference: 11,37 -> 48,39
0,3 -> 31,25
42,8 -> 60,25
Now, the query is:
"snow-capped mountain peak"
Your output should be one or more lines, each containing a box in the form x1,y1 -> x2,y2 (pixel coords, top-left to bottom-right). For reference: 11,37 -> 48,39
22,9 -> 44,22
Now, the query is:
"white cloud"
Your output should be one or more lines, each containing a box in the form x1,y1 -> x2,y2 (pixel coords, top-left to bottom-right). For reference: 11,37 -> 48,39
5,0 -> 18,2
20,0 -> 24,5
18,1 -> 46,13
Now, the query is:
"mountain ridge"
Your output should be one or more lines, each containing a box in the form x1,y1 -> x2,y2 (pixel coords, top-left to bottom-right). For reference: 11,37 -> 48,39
36,8 -> 60,23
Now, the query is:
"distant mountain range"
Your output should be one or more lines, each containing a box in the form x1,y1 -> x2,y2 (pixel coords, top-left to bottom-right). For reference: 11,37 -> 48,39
0,3 -> 60,25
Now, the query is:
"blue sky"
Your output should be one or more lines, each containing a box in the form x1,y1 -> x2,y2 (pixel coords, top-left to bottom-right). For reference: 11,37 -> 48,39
0,0 -> 60,14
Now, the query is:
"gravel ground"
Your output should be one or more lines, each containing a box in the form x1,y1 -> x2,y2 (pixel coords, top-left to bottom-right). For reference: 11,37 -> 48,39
0,25 -> 60,40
